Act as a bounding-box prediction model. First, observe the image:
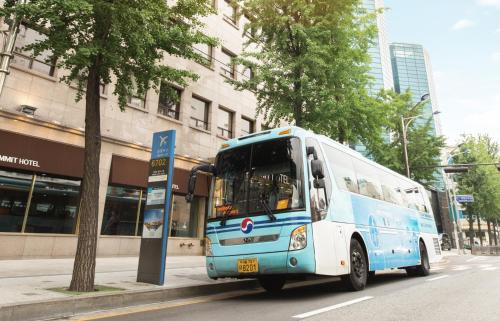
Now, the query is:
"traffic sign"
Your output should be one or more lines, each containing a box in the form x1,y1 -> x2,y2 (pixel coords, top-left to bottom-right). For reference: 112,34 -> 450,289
456,195 -> 474,203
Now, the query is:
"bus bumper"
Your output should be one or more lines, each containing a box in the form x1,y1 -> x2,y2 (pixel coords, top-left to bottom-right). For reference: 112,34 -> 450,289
206,249 -> 316,279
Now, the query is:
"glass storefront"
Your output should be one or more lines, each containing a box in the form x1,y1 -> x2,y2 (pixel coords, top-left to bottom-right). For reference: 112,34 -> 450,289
0,169 -> 81,234
169,195 -> 204,238
0,170 -> 33,232
25,175 -> 80,233
101,185 -> 205,238
101,185 -> 145,236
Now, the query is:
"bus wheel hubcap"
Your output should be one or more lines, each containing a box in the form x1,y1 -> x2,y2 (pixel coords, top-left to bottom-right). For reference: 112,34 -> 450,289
352,250 -> 364,278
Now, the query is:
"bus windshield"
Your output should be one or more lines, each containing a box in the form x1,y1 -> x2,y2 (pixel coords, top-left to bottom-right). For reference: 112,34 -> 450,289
210,137 -> 304,219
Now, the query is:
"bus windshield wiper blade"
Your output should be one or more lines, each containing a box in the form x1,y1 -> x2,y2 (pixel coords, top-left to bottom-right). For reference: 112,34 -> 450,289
260,199 -> 277,221
220,204 -> 233,226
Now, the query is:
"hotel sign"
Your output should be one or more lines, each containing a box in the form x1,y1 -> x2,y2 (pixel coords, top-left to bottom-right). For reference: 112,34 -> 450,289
0,154 -> 41,168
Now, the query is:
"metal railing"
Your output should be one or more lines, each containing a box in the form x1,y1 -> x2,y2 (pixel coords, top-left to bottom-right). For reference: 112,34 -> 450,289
217,127 -> 232,139
158,103 -> 179,120
190,117 -> 208,130
471,245 -> 500,255
12,51 -> 56,76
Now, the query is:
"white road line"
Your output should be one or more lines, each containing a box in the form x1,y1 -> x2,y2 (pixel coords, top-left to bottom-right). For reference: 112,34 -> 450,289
467,257 -> 485,262
292,296 -> 374,319
426,275 -> 449,282
431,267 -> 445,271
482,267 -> 499,271
452,265 -> 471,271
478,264 -> 492,268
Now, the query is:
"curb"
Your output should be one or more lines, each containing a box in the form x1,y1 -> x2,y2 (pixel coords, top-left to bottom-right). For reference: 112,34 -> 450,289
0,280 -> 260,321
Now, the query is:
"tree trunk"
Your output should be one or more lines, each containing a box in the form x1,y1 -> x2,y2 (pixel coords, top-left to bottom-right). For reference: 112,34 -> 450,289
494,220 -> 499,246
487,220 -> 492,246
477,215 -> 483,246
468,213 -> 474,247
69,57 -> 102,292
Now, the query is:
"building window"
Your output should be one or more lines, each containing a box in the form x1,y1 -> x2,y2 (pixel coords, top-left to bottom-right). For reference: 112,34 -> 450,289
101,185 -> 145,236
127,93 -> 146,109
158,83 -> 181,120
127,78 -> 146,109
193,43 -> 213,66
169,195 -> 204,238
242,66 -> 254,80
241,14 -> 257,38
241,117 -> 254,136
222,0 -> 237,24
190,96 -> 209,130
12,25 -> 56,76
220,48 -> 236,79
217,107 -> 233,139
0,169 -> 81,234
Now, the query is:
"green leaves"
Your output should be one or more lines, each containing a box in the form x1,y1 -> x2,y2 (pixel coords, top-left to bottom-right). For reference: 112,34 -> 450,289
231,0 -> 379,143
367,89 -> 446,186
454,135 -> 500,221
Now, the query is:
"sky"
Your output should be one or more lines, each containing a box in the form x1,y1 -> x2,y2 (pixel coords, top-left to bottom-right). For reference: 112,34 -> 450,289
384,0 -> 500,146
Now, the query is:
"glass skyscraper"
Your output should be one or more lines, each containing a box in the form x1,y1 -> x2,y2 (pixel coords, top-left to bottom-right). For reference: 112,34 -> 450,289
390,42 -> 445,190
363,0 -> 394,94
355,0 -> 394,155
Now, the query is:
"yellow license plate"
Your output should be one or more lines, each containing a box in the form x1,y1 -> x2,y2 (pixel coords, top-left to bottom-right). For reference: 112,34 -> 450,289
237,258 -> 258,273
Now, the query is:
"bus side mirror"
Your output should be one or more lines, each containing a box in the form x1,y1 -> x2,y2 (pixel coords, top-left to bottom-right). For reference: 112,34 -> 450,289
186,164 -> 216,203
306,146 -> 318,160
311,159 -> 324,179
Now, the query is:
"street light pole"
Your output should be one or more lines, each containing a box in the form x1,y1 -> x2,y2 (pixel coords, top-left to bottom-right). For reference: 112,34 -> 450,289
400,93 -> 431,178
0,0 -> 26,97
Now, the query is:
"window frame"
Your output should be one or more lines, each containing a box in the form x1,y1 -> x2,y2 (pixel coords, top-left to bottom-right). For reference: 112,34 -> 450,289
190,95 -> 210,131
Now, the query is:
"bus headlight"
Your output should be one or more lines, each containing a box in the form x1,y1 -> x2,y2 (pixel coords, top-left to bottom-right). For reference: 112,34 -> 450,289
205,237 -> 213,256
289,225 -> 307,251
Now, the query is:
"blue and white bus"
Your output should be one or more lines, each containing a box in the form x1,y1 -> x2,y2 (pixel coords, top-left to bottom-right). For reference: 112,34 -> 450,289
186,126 -> 442,292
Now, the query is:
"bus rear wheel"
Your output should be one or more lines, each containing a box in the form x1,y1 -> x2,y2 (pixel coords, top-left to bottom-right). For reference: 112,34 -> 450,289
342,238 -> 368,291
258,275 -> 286,293
406,241 -> 430,277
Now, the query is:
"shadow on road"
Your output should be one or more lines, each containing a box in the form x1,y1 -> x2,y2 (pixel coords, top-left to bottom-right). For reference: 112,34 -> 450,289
228,271 -> 411,303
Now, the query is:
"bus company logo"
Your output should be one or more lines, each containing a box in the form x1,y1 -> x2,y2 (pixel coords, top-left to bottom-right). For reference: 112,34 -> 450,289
241,218 -> 254,234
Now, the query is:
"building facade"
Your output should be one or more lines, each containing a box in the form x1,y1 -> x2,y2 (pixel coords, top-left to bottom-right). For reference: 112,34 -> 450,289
0,0 -> 261,258
389,42 -> 445,191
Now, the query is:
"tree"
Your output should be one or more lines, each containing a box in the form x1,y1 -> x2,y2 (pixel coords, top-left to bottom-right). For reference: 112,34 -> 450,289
231,0 -> 386,145
453,135 -> 500,247
367,90 -> 446,186
1,0 -> 216,292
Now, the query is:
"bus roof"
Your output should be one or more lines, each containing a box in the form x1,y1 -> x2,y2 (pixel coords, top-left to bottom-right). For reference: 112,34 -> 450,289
219,126 -> 426,190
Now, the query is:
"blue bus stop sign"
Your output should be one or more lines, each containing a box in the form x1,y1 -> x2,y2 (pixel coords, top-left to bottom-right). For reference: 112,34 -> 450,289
456,195 -> 474,203
137,130 -> 176,285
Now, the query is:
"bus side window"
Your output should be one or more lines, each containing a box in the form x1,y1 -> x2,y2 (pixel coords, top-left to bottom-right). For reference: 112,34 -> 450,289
322,144 -> 359,193
306,138 -> 331,221
353,160 -> 383,200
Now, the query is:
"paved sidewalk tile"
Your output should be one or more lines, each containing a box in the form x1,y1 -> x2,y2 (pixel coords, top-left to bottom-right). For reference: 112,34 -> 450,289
0,256 -> 235,306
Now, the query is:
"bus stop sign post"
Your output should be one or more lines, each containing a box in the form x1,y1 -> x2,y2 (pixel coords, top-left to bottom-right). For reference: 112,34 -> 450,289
137,130 -> 176,285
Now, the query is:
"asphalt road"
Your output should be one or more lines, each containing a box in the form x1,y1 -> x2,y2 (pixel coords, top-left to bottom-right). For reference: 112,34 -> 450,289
67,254 -> 500,321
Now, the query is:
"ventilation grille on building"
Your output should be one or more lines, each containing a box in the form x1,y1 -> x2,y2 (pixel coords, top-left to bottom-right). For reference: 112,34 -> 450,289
433,238 -> 441,255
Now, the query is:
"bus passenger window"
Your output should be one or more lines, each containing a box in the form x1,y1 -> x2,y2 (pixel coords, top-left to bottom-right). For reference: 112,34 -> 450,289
322,144 -> 358,193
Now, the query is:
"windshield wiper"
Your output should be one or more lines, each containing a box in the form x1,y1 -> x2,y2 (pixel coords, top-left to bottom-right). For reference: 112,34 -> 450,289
220,203 -> 233,226
259,194 -> 277,221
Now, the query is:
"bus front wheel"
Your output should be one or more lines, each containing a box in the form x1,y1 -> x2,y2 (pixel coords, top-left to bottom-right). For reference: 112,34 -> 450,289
258,275 -> 286,293
342,238 -> 368,291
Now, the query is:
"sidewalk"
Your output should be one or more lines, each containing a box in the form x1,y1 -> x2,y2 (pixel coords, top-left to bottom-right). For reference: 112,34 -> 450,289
0,256 -> 255,321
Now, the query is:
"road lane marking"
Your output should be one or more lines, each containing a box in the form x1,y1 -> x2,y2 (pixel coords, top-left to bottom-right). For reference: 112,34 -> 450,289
426,275 -> 449,282
467,257 -> 485,262
452,265 -> 471,271
482,267 -> 498,271
431,267 -> 445,271
292,296 -> 373,319
478,264 -> 492,268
